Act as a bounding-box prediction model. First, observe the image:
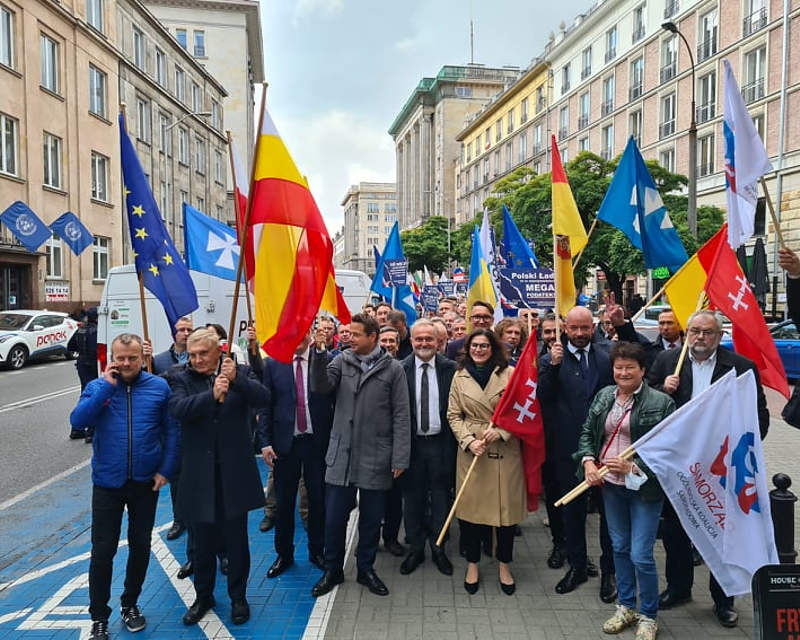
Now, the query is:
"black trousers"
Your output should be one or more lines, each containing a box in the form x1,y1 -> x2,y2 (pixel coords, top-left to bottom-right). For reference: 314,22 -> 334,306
555,455 -> 614,574
402,436 -> 451,553
459,520 -> 515,563
382,480 -> 403,543
273,435 -> 325,558
89,480 -> 158,621
324,484 -> 384,572
662,500 -> 733,607
541,455 -> 564,547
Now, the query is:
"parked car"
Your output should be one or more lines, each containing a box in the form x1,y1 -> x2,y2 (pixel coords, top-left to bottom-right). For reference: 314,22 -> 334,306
0,310 -> 79,370
721,319 -> 800,381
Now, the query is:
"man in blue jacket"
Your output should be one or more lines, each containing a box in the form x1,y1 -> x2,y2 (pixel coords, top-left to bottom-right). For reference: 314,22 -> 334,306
70,333 -> 179,640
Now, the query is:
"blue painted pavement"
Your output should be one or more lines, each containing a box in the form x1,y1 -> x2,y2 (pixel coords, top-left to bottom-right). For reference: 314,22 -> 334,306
0,461 -> 320,639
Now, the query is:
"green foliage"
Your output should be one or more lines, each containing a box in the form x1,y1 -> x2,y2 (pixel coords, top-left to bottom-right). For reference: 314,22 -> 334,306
399,216 -> 451,274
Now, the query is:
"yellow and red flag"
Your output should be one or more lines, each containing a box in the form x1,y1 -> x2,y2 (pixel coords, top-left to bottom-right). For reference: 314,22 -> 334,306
551,136 -> 587,317
249,106 -> 333,363
320,267 -> 351,325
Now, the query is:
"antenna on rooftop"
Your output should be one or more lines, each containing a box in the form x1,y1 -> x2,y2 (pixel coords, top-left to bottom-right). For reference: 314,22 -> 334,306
469,1 -> 475,64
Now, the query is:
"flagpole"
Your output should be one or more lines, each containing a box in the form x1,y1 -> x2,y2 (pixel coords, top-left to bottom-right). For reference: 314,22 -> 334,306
554,446 -> 637,507
629,284 -> 667,323
226,129 -> 256,355
222,82 -> 267,401
673,290 -> 706,377
553,233 -> 561,339
571,217 -> 597,268
760,177 -> 786,248
120,102 -> 152,373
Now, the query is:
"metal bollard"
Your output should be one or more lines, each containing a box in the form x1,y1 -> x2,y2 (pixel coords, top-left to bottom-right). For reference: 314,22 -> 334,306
770,473 -> 797,564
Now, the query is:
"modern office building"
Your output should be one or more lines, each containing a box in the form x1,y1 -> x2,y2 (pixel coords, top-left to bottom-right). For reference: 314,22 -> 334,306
340,182 -> 397,276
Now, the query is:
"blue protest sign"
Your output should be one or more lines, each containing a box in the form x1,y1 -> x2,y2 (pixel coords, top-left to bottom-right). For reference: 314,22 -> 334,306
386,258 -> 408,287
499,268 -> 555,308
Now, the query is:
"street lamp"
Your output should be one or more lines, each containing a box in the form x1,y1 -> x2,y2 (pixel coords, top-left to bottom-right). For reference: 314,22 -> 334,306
166,110 -> 212,132
662,20 -> 697,238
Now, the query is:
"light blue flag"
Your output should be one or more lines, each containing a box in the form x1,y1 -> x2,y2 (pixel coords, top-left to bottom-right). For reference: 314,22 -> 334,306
597,136 -> 688,271
0,201 -> 52,253
183,203 -> 241,281
50,211 -> 93,255
370,221 -> 404,300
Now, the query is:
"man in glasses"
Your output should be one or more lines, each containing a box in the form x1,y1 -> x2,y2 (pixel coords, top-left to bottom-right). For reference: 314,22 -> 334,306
446,301 -> 494,360
648,310 -> 768,628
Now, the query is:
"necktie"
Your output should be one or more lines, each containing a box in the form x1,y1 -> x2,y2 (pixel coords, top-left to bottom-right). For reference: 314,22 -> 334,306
668,342 -> 677,350
295,356 -> 308,433
420,363 -> 430,433
579,348 -> 589,377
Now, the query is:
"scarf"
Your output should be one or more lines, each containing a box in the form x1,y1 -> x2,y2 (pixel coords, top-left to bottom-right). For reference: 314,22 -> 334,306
353,343 -> 383,373
465,361 -> 493,389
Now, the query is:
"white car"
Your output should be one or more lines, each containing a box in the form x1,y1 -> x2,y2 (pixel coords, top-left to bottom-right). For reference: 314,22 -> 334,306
0,310 -> 79,370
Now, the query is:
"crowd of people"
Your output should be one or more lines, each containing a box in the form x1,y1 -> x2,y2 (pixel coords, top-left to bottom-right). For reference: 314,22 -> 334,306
70,248 -> 797,639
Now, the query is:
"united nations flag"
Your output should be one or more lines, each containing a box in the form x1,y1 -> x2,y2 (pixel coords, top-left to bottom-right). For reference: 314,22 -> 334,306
50,211 -> 93,255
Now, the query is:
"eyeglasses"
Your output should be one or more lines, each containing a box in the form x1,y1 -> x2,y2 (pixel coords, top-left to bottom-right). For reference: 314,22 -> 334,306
688,328 -> 717,337
470,314 -> 492,321
469,343 -> 491,351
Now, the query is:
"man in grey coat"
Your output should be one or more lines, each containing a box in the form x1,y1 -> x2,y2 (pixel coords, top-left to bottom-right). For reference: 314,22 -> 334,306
309,312 -> 410,598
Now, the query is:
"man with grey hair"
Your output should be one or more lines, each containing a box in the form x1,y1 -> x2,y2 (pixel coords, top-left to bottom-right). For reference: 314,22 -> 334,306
648,309 -> 768,628
429,318 -> 449,354
71,333 -> 178,640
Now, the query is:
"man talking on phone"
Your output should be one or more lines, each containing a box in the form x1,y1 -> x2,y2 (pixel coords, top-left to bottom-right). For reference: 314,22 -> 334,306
70,333 -> 179,640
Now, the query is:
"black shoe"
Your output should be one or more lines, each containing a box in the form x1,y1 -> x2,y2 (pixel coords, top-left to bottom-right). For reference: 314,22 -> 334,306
231,599 -> 250,625
357,569 -> 389,596
166,521 -> 185,540
220,557 -> 229,575
600,573 -> 617,603
713,604 -> 739,628
121,605 -> 146,633
464,569 -> 480,594
586,558 -> 599,577
267,555 -> 293,579
399,551 -> 424,575
431,548 -> 453,576
555,567 -> 588,594
692,547 -> 704,567
311,570 -> 344,597
88,620 -> 109,640
309,553 -> 325,570
176,560 -> 193,579
547,545 -> 565,569
259,515 -> 275,532
658,589 -> 692,609
84,434 -> 93,444
69,430 -> 85,440
499,580 -> 516,596
384,539 -> 405,557
182,597 -> 215,626
513,524 -> 522,537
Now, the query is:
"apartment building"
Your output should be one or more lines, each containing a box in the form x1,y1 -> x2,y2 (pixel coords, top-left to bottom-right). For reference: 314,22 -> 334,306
340,182 -> 397,276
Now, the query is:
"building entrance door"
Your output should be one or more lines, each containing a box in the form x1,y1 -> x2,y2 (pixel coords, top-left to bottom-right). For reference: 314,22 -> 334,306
1,264 -> 30,310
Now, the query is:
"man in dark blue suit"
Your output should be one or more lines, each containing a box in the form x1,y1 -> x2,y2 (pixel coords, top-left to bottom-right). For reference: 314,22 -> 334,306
259,332 -> 335,578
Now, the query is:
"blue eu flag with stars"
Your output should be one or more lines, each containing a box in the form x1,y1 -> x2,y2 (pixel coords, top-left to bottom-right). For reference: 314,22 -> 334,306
119,114 -> 198,332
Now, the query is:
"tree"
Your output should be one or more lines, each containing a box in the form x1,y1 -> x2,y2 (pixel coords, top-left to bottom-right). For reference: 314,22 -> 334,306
400,216 -> 450,274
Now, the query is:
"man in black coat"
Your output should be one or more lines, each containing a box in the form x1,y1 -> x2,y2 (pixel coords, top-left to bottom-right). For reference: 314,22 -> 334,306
169,328 -> 268,628
398,320 -> 457,576
70,306 -> 99,442
648,310 -> 768,628
259,332 -> 335,578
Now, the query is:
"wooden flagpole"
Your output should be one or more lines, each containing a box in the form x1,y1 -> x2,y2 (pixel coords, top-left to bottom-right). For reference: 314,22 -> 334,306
553,234 -> 561,340
572,217 -> 597,268
629,284 -> 667,323
120,102 -> 151,372
760,177 -> 786,248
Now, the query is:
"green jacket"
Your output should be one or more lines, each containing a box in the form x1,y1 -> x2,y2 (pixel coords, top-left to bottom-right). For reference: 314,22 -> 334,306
573,382 -> 675,502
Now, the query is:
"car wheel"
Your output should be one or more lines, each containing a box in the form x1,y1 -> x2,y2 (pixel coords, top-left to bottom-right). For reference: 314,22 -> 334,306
7,345 -> 28,370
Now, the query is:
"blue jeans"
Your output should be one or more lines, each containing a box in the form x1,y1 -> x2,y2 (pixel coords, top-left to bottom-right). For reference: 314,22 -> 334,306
602,483 -> 663,619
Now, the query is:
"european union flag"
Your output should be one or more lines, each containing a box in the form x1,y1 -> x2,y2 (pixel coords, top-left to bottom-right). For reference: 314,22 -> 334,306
50,211 -> 93,255
501,204 -> 538,268
183,203 -> 241,281
0,201 -> 52,253
597,137 -> 688,271
119,114 -> 198,332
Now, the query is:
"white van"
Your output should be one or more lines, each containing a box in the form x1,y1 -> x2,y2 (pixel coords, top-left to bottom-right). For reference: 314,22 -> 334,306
97,265 -> 373,369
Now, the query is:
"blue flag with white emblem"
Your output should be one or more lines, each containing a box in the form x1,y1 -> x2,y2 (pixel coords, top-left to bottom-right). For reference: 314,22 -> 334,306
0,201 -> 52,253
50,211 -> 93,255
183,203 -> 242,281
597,137 -> 688,271
119,114 -> 198,332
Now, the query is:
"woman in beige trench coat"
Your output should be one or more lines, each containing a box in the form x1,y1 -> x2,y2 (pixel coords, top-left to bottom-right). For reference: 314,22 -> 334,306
447,328 -> 526,595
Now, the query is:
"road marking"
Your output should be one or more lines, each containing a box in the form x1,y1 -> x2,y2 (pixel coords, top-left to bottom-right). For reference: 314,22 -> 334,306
0,385 -> 80,415
0,609 -> 32,624
0,458 -> 90,511
15,574 -> 92,637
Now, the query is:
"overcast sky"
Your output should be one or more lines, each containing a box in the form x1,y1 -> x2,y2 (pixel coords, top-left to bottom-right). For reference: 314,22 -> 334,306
259,0 -> 593,233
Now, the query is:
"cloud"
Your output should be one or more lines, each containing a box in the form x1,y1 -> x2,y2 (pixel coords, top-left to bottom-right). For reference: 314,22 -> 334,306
292,0 -> 343,23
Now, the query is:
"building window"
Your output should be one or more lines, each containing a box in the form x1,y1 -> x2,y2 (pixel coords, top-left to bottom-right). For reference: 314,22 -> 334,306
136,98 -> 150,142
45,234 -> 62,278
216,205 -> 224,220
558,106 -> 569,140
505,143 -> 512,171
87,0 -> 104,32
742,46 -> 766,104
158,112 -> 170,154
698,133 -> 715,176
476,134 -> 482,155
605,25 -> 617,62
192,82 -> 201,112
659,147 -> 675,172
175,28 -> 187,49
698,9 -> 718,62
196,196 -> 204,211
561,63 -> 571,93
484,127 -> 491,150
495,119 -> 502,142
581,46 -> 592,79
697,71 -> 716,123
89,64 -> 106,117
195,136 -> 205,174
578,92 -> 590,130
0,5 -> 13,69
507,108 -> 514,133
521,98 -> 529,124
159,180 -> 168,221
660,92 -> 676,138
601,124 -> 614,160
518,132 -> 527,163
533,123 -> 542,153
533,161 -> 541,174
91,151 -> 108,201
630,57 -> 644,100
211,99 -> 220,130
743,0 -> 768,36
175,66 -> 185,102
40,33 -> 59,93
193,30 -> 205,57
536,85 -> 545,112
579,137 -> 589,152
214,149 -> 223,182
629,110 -> 642,146
561,147 -> 568,163
664,0 -> 679,19
180,189 -> 188,205
632,5 -> 645,43
661,36 -> 678,83
602,75 -> 615,116
752,112 -> 765,142
493,149 -> 500,175
178,126 -> 188,163
93,236 -> 109,280
43,132 -> 62,189
472,164 -> 479,188
0,112 -> 18,175
132,27 -> 144,70
155,48 -> 166,87
465,140 -> 471,162
482,157 -> 489,183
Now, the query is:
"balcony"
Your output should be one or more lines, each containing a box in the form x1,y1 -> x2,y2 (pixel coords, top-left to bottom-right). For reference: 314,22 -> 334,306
696,36 -> 717,62
664,0 -> 679,19
629,82 -> 643,101
558,127 -> 568,141
743,7 -> 768,36
660,61 -> 677,83
659,119 -> 675,138
581,65 -> 591,80
741,78 -> 765,104
600,148 -> 612,161
601,100 -> 614,116
605,48 -> 617,63
696,101 -> 715,123
698,162 -> 714,177
632,24 -> 645,44
578,114 -> 590,130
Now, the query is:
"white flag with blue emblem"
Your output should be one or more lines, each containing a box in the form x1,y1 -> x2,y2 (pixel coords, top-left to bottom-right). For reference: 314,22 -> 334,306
723,58 -> 772,248
183,203 -> 241,281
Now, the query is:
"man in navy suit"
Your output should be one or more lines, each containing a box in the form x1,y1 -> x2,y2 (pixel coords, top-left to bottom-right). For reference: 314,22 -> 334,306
259,331 -> 335,578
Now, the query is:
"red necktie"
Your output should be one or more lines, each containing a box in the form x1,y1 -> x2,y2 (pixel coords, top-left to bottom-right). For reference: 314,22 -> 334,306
295,356 -> 308,433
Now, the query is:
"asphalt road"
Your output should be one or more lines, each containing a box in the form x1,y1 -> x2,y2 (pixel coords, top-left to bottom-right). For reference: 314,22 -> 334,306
0,358 -> 89,503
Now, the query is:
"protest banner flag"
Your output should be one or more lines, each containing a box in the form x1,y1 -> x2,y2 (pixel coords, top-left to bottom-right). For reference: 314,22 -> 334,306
466,226 -> 498,329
